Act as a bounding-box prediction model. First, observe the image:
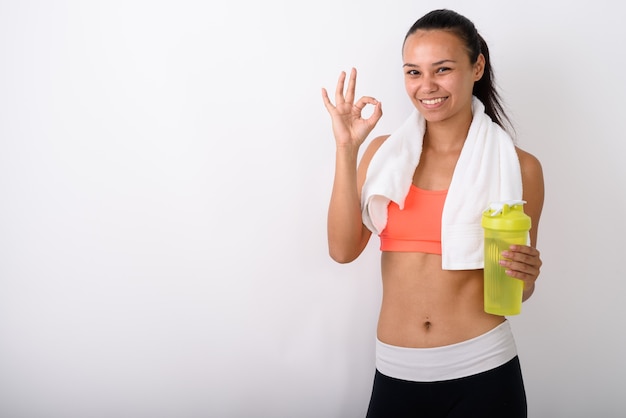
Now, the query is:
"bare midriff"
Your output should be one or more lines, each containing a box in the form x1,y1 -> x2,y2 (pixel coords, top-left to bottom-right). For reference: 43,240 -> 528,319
378,251 -> 505,348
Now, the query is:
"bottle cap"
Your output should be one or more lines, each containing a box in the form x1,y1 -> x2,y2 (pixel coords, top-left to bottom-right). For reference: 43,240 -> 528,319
481,200 -> 531,231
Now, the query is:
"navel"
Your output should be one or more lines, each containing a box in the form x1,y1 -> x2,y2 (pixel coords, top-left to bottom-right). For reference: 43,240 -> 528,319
423,320 -> 432,330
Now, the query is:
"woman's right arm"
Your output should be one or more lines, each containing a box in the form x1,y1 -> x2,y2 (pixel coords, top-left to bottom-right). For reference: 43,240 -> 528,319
327,137 -> 387,263
321,68 -> 383,263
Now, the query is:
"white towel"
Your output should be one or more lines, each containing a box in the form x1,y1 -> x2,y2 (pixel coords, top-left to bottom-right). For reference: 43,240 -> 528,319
361,97 -> 522,270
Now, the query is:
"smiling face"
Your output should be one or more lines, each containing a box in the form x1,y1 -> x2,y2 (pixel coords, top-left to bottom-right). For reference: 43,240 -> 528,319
402,29 -> 485,125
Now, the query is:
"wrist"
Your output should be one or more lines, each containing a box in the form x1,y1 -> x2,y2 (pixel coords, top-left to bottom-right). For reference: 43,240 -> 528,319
522,281 -> 535,301
335,144 -> 361,163
336,142 -> 360,153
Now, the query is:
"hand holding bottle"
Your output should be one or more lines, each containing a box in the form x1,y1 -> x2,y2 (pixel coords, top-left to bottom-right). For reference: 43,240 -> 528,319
482,201 -> 532,316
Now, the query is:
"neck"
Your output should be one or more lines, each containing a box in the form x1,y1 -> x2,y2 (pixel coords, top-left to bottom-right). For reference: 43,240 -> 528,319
423,109 -> 473,153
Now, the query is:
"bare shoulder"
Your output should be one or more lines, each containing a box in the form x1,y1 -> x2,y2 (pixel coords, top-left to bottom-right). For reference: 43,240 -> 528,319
356,135 -> 391,187
515,147 -> 543,179
515,147 -> 545,244
362,135 -> 390,164
515,146 -> 545,197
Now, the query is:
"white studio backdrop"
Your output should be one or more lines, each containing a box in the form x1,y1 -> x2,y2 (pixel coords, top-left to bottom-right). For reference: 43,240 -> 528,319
1,1 -> 624,417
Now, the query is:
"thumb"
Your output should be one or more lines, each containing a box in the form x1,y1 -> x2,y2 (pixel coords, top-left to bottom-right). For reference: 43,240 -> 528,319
367,101 -> 383,127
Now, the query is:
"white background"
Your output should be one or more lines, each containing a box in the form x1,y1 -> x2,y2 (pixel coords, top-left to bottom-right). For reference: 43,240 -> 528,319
1,1 -> 625,417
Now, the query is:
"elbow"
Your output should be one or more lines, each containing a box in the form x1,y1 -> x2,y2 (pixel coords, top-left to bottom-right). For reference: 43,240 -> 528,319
328,247 -> 359,264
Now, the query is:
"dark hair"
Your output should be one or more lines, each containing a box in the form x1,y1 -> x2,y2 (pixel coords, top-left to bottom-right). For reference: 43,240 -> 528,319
404,9 -> 513,134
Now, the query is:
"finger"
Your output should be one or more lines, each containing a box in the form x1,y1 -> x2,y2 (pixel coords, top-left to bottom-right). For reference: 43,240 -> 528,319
500,257 -> 539,273
353,96 -> 379,111
344,67 -> 357,104
502,247 -> 542,268
321,87 -> 335,112
353,96 -> 383,125
503,244 -> 539,257
334,71 -> 347,105
367,100 -> 383,125
502,253 -> 541,272
505,269 -> 538,287
508,244 -> 539,257
500,256 -> 540,280
368,100 -> 383,126
504,266 -> 540,285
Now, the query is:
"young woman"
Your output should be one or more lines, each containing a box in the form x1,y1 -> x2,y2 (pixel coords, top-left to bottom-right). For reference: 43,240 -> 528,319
322,9 -> 544,417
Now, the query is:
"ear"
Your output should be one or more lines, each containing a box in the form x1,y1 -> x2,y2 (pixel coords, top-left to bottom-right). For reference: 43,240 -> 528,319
474,53 -> 486,81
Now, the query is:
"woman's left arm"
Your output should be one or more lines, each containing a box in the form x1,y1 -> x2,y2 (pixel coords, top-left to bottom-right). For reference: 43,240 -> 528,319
501,148 -> 545,302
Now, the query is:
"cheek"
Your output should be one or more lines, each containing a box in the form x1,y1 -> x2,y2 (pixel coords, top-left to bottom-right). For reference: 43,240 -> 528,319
446,76 -> 474,94
404,79 -> 418,94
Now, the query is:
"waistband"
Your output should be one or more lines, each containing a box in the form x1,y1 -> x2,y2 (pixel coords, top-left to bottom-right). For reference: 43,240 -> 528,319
375,320 -> 517,382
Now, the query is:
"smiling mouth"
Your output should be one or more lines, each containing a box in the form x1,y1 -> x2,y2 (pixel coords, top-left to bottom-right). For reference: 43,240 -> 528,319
421,97 -> 447,105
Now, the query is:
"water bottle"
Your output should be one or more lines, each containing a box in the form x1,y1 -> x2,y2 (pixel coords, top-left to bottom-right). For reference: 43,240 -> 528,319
481,200 -> 531,316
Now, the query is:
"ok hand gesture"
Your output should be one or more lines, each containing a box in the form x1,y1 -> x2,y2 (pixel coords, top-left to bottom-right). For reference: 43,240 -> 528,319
321,68 -> 383,148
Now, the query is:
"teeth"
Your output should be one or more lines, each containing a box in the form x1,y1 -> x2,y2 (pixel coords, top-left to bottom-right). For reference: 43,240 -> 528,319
422,98 -> 445,105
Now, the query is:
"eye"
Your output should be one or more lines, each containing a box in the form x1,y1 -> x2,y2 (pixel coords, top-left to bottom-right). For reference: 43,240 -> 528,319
406,69 -> 420,76
436,67 -> 451,73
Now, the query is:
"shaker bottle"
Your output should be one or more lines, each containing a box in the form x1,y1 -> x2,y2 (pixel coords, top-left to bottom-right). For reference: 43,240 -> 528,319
481,200 -> 531,316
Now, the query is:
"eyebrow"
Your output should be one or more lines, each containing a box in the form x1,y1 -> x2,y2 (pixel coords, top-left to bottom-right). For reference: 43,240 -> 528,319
402,59 -> 457,68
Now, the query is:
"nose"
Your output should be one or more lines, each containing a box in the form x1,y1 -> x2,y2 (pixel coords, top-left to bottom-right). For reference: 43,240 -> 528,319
420,74 -> 437,94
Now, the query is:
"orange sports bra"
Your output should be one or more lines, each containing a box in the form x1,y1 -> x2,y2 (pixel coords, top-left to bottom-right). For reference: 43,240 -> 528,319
379,185 -> 448,254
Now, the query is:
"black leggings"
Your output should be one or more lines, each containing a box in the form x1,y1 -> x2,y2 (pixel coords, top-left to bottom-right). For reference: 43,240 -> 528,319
366,356 -> 527,418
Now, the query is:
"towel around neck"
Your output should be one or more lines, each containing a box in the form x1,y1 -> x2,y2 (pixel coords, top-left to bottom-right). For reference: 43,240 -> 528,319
360,97 -> 523,270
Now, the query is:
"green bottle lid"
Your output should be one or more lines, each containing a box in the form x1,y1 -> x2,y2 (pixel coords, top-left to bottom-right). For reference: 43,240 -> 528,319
481,200 -> 531,231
